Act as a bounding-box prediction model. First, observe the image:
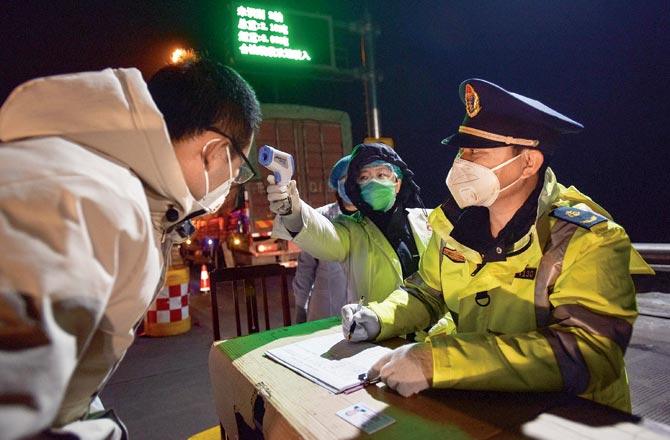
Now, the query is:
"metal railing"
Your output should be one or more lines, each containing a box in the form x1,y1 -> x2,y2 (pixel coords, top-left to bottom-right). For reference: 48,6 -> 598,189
633,243 -> 670,293
633,243 -> 670,272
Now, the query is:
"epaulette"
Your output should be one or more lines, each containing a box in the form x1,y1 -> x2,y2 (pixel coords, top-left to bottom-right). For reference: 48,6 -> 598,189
550,206 -> 608,230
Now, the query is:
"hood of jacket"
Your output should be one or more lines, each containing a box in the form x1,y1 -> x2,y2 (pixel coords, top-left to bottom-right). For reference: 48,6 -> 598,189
344,143 -> 424,219
0,68 -> 199,233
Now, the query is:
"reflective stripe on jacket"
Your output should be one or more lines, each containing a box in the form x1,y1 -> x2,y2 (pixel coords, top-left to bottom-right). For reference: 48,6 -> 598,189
368,167 -> 651,412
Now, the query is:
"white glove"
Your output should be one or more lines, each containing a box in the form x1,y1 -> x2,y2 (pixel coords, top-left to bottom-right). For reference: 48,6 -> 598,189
341,304 -> 380,342
367,342 -> 433,397
266,175 -> 302,232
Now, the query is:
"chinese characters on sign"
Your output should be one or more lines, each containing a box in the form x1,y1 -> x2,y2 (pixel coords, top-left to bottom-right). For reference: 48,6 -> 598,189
236,5 -> 312,62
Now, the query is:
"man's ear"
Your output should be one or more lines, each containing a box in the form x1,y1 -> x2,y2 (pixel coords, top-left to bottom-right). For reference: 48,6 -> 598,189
523,149 -> 544,178
202,137 -> 231,171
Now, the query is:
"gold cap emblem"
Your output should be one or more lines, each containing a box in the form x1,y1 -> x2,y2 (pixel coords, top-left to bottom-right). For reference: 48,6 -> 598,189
465,84 -> 481,118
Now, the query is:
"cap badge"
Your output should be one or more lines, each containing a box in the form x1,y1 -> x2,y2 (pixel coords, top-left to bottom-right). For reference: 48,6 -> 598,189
464,83 -> 481,118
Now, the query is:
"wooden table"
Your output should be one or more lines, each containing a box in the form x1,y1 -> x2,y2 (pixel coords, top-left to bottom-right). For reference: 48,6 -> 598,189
208,317 -> 669,439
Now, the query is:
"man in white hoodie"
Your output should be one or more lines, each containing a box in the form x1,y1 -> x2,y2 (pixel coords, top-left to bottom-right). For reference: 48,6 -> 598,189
0,59 -> 261,439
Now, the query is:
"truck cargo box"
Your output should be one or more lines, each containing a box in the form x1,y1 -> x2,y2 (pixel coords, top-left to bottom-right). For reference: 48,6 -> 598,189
229,104 -> 353,265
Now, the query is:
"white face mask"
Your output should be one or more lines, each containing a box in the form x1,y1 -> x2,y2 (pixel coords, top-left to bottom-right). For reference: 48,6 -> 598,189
197,138 -> 234,213
445,153 -> 524,208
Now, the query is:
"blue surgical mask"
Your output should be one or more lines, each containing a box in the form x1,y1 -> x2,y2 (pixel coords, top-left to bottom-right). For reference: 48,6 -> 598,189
360,179 -> 397,212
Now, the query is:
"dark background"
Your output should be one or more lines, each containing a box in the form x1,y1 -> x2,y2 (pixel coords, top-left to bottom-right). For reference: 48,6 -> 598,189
2,1 -> 668,242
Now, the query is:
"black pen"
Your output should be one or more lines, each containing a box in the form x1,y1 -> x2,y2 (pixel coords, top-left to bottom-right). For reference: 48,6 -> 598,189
343,374 -> 381,394
347,296 -> 364,341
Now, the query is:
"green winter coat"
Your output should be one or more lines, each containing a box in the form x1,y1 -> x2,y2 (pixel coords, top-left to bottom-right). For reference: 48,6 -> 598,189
273,203 -> 433,305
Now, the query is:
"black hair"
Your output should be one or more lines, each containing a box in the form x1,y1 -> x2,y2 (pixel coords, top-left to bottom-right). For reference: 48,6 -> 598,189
147,58 -> 262,152
511,146 -> 525,156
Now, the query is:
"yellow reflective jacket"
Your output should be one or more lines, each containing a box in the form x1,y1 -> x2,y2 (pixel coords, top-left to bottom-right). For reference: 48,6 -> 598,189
368,168 -> 653,412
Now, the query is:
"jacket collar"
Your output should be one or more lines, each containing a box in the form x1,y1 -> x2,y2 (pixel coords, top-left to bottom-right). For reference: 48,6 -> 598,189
431,167 -> 560,265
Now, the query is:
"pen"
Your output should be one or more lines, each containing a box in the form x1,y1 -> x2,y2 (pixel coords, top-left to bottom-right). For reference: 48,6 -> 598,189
347,296 -> 364,341
342,376 -> 381,394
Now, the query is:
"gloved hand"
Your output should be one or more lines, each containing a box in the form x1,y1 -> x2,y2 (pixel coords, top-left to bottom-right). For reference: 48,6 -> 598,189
266,175 -> 303,232
367,342 -> 433,397
341,304 -> 380,342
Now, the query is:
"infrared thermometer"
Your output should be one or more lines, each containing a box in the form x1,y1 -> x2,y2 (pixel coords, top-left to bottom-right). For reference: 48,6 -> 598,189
258,145 -> 294,184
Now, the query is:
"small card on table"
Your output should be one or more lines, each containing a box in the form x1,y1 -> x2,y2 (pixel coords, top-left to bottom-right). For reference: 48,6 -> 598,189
336,402 -> 395,434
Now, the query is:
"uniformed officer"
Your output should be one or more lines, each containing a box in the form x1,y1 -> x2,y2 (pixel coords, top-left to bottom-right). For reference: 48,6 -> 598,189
341,79 -> 653,412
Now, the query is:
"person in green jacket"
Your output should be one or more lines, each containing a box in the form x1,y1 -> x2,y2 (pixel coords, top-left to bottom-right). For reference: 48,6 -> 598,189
292,155 -> 356,323
340,79 -> 653,412
268,143 -> 432,311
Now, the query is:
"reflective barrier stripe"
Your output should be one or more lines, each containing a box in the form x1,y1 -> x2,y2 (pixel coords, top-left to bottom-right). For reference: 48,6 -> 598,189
552,304 -> 633,353
145,267 -> 191,337
539,327 -> 590,394
534,220 -> 579,327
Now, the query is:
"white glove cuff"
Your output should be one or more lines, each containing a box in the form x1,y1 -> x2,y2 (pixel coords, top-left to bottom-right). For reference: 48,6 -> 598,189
282,199 -> 305,233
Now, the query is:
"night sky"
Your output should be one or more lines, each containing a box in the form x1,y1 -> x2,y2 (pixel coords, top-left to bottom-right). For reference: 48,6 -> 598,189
2,1 -> 668,242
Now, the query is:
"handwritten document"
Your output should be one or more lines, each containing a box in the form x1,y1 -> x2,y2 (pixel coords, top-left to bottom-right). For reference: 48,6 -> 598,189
265,332 -> 392,393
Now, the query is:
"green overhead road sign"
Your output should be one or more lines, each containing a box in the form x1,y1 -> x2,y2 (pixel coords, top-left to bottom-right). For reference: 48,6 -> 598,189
233,3 -> 334,68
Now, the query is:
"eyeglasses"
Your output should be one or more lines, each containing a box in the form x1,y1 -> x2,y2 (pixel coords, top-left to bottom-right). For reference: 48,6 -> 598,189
207,126 -> 258,185
356,164 -> 397,184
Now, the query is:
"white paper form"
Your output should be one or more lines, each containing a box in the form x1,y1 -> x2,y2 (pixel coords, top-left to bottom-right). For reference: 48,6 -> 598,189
265,332 -> 392,393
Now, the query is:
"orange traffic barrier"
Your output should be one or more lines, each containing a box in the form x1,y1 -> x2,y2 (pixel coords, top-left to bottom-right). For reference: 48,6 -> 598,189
145,266 -> 191,337
200,264 -> 211,292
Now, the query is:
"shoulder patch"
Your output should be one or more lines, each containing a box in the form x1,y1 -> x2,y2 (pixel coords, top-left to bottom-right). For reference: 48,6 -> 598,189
550,206 -> 608,230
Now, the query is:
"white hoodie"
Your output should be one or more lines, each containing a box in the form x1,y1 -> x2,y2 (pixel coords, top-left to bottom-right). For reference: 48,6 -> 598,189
0,68 -> 199,439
